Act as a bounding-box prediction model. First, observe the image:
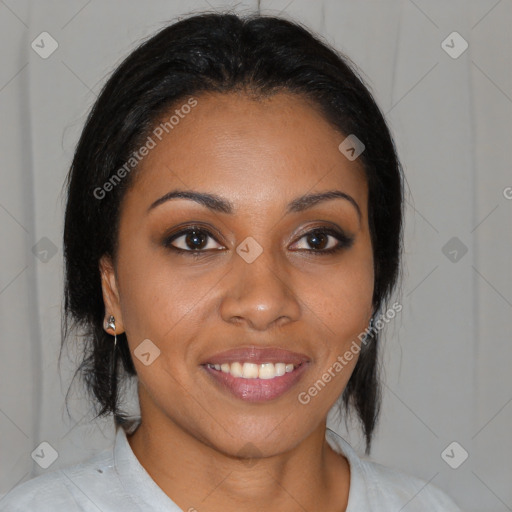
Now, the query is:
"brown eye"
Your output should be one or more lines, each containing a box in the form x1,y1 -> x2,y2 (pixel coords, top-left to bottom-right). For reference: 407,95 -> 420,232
163,227 -> 224,254
291,227 -> 354,255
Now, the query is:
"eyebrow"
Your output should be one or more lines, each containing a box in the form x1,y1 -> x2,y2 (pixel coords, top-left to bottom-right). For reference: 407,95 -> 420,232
147,189 -> 362,220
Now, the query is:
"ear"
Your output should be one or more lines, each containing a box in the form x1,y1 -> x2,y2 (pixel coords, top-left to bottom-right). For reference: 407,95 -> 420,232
99,254 -> 125,334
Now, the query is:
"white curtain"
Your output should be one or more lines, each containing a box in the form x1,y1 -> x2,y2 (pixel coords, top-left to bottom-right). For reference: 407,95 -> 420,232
1,1 -> 510,510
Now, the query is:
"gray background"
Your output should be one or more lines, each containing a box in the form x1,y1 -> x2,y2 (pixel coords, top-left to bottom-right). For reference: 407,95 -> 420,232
1,1 -> 511,510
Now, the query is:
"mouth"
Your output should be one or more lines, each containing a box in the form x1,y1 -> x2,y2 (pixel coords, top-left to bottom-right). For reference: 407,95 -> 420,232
201,347 -> 311,402
205,360 -> 303,378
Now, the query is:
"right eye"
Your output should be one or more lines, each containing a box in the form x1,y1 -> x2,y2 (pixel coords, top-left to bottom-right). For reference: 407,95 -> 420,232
163,226 -> 225,254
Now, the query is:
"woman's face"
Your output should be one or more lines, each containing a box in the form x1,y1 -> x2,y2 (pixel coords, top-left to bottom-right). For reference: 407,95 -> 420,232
100,91 -> 374,457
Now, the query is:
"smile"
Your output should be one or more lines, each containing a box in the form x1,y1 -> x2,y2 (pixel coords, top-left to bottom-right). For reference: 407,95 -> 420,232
202,361 -> 309,402
205,361 -> 300,379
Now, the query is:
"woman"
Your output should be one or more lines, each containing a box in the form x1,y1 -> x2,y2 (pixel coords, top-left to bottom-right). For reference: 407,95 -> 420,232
1,12 -> 462,511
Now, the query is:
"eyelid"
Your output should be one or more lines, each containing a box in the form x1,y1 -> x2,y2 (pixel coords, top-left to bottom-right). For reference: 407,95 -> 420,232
163,223 -> 354,255
289,226 -> 354,251
163,224 -> 226,251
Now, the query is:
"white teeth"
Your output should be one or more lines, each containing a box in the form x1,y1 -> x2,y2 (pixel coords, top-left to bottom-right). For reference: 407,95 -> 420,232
230,362 -> 243,378
258,363 -> 276,380
274,363 -> 286,377
242,362 -> 259,378
207,361 -> 300,379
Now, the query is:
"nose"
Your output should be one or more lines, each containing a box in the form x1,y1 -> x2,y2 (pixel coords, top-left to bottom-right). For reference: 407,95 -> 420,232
219,247 -> 301,331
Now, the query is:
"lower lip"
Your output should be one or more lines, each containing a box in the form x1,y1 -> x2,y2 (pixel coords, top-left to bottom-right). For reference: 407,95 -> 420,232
202,363 -> 309,402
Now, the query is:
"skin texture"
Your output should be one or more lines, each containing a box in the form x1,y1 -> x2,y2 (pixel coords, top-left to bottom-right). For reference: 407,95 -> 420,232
99,90 -> 374,512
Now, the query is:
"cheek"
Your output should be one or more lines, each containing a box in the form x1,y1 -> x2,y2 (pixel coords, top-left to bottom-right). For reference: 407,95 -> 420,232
296,256 -> 373,407
307,251 -> 374,336
116,253 -> 219,382
116,243 -> 206,333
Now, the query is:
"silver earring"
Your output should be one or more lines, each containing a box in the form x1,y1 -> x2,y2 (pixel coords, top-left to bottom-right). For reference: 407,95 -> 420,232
106,315 -> 117,348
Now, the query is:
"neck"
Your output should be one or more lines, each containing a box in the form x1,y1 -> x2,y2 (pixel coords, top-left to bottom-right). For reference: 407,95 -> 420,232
127,410 -> 350,512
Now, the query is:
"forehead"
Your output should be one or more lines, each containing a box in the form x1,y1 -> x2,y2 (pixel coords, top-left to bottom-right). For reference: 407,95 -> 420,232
123,91 -> 367,216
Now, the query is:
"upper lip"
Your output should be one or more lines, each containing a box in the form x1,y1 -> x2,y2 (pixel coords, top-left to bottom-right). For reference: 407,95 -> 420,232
203,346 -> 311,366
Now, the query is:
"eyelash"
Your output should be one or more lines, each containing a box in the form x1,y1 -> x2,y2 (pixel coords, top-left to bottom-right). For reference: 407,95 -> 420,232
163,225 -> 354,257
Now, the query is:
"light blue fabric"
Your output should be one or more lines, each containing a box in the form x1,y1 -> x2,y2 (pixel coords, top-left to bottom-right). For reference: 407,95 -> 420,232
0,425 -> 462,511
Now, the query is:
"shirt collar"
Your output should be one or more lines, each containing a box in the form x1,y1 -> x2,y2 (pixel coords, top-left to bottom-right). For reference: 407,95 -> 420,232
325,427 -> 371,510
113,421 -> 368,510
114,423 -> 183,511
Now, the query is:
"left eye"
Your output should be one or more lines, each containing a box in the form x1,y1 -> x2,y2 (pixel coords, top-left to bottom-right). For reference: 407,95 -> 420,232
290,228 -> 353,254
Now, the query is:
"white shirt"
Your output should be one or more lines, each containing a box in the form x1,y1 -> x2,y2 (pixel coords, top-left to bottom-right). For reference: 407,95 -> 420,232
0,424 -> 462,511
